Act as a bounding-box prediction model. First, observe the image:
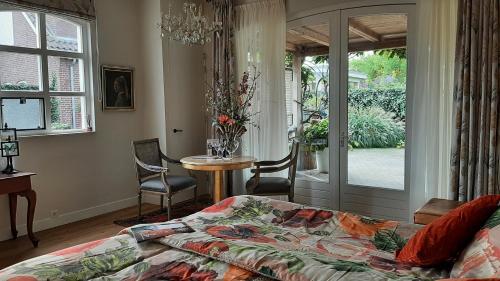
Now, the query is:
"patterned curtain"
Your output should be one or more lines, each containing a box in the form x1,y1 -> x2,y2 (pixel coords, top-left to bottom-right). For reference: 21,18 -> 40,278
0,0 -> 95,19
450,0 -> 500,201
207,0 -> 235,89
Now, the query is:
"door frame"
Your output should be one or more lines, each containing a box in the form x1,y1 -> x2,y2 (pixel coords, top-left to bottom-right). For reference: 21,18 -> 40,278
338,4 -> 416,221
287,11 -> 341,210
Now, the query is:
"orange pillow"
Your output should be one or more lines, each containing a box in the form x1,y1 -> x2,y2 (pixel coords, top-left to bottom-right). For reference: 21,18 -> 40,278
396,195 -> 500,266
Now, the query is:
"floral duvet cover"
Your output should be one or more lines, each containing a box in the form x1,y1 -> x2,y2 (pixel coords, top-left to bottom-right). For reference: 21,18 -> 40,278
0,196 -> 451,281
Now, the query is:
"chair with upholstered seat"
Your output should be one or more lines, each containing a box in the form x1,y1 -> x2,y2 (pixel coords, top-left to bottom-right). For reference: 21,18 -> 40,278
246,141 -> 299,202
132,138 -> 197,220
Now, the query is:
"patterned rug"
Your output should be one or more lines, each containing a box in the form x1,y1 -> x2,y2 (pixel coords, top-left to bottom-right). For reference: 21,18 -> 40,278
114,197 -> 213,227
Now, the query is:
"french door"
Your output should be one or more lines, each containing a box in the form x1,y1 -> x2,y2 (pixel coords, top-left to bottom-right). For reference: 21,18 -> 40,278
287,4 -> 415,221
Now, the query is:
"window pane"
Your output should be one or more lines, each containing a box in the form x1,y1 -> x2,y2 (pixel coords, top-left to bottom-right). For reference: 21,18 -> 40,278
0,11 -> 39,48
347,14 -> 407,190
46,14 -> 82,53
2,98 -> 45,130
48,56 -> 84,92
50,96 -> 85,130
0,52 -> 41,91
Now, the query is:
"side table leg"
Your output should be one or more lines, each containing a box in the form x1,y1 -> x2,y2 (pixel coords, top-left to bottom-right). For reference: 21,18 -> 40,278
23,190 -> 39,247
8,193 -> 17,239
214,170 -> 223,203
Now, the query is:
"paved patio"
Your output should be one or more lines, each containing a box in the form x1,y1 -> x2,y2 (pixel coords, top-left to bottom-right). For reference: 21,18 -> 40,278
297,148 -> 405,190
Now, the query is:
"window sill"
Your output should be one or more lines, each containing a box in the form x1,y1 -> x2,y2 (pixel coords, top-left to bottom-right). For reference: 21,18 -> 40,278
18,129 -> 95,138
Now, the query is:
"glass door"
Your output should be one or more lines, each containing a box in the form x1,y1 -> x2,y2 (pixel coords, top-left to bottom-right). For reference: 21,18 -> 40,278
285,12 -> 340,210
339,5 -> 415,221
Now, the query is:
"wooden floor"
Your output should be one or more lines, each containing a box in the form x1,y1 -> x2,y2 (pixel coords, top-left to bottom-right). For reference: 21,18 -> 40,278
0,203 -> 159,269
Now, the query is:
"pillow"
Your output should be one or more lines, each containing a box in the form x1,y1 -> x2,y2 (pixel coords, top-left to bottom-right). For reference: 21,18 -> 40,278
396,195 -> 500,266
449,206 -> 500,278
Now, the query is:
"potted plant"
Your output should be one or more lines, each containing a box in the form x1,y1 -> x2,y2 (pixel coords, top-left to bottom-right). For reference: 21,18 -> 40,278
303,119 -> 329,173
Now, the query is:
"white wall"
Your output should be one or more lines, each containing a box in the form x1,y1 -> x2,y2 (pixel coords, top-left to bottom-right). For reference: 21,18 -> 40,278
0,0 -> 145,241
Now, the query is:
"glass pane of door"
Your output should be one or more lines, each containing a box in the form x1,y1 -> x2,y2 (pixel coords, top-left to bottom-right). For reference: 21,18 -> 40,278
286,20 -> 330,184
346,13 -> 407,190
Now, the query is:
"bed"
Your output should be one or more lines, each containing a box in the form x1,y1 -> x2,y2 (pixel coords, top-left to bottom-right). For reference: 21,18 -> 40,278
0,196 -> 474,280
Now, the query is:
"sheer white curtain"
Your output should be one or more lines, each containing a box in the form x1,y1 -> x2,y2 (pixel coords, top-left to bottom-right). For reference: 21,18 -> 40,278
233,0 -> 288,195
409,0 -> 458,213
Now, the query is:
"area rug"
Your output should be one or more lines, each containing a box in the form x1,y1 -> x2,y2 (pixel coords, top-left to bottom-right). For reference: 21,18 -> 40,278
114,197 -> 213,227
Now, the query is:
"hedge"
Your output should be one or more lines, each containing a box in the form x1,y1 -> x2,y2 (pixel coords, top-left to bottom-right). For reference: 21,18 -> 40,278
348,87 -> 406,120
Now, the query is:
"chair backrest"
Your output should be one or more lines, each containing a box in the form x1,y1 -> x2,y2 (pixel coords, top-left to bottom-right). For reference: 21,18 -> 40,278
288,140 -> 300,183
132,138 -> 162,181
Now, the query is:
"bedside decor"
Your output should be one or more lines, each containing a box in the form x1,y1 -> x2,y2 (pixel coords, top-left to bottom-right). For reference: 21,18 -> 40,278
159,2 -> 222,46
206,68 -> 260,159
101,65 -> 134,111
1,126 -> 19,174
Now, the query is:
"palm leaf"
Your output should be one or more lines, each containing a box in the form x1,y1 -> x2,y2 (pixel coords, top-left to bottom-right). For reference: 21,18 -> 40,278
372,229 -> 407,252
482,208 -> 500,229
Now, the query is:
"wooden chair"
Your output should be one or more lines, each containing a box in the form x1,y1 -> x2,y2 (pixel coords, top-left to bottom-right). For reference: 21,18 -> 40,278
132,138 -> 197,220
246,141 -> 300,202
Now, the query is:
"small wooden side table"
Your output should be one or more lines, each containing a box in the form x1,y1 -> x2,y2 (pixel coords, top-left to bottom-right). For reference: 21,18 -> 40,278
0,172 -> 39,247
414,198 -> 462,225
181,156 -> 255,203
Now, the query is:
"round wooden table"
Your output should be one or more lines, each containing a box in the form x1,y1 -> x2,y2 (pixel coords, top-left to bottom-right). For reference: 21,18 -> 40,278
180,156 -> 256,203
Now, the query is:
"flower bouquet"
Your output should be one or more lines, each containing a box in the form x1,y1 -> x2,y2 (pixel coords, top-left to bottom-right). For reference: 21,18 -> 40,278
206,67 -> 260,159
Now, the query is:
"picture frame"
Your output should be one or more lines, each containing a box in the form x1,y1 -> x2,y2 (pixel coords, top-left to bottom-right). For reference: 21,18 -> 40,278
101,65 -> 134,111
1,141 -> 19,157
0,128 -> 17,142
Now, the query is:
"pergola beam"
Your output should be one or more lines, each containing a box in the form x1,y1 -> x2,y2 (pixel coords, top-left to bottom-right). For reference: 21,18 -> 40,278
348,20 -> 380,42
288,27 -> 329,46
286,41 -> 297,52
348,38 -> 406,52
299,38 -> 406,56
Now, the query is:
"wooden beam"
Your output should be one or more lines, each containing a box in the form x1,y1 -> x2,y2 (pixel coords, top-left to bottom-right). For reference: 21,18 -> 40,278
348,38 -> 406,52
286,42 -> 297,52
299,38 -> 406,56
348,20 -> 380,42
288,27 -> 329,46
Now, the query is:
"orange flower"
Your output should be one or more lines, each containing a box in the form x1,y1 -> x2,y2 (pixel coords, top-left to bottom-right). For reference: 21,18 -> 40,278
218,114 -> 230,124
223,265 -> 255,281
337,212 -> 398,237
51,239 -> 106,256
202,197 -> 235,213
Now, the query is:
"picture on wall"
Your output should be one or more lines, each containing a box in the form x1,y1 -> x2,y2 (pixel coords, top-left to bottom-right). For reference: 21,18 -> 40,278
101,65 -> 134,111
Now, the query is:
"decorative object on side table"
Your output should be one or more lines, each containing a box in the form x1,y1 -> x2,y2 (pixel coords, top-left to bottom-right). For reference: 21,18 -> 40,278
1,125 -> 19,174
206,67 -> 260,159
159,2 -> 222,46
101,65 -> 134,111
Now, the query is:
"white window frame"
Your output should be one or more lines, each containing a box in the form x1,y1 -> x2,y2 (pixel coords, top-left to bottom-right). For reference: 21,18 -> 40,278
0,3 -> 96,136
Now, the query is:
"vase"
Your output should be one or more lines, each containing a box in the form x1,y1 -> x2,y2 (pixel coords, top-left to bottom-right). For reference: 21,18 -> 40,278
220,136 -> 240,159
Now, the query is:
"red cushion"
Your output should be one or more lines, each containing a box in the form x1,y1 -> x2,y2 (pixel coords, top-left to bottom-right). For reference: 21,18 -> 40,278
396,195 -> 500,266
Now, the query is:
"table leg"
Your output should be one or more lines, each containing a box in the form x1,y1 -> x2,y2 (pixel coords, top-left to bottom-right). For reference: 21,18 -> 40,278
21,190 -> 39,247
8,193 -> 17,239
214,170 -> 223,203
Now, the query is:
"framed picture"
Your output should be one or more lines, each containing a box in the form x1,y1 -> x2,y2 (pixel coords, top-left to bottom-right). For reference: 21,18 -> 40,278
101,65 -> 134,111
1,141 -> 19,157
0,128 -> 17,142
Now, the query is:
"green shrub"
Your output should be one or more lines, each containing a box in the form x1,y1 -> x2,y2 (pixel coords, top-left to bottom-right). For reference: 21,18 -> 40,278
348,106 -> 405,148
303,119 -> 328,151
348,87 -> 406,120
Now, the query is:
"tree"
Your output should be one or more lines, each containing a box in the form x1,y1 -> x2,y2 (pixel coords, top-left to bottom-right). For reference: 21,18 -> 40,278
349,51 -> 407,87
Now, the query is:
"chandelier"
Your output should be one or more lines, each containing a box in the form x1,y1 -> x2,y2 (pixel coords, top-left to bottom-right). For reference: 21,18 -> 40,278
159,2 -> 222,46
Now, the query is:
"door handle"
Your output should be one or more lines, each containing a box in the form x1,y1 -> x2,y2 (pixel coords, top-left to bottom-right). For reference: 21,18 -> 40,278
173,128 -> 183,133
340,132 -> 346,147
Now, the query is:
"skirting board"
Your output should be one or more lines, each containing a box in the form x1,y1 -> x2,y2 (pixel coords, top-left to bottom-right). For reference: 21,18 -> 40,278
0,191 -> 211,242
0,196 -> 137,242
